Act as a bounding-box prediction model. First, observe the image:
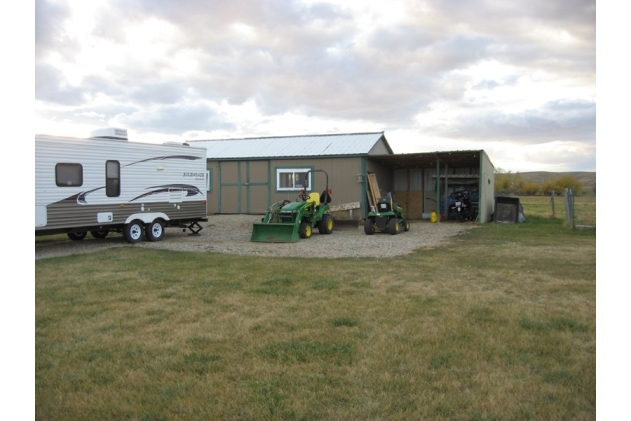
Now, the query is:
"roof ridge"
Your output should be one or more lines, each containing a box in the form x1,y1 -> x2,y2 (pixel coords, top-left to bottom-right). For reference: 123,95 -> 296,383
188,131 -> 384,142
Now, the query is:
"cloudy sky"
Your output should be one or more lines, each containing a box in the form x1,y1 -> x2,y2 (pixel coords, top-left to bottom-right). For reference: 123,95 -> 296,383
34,0 -> 596,172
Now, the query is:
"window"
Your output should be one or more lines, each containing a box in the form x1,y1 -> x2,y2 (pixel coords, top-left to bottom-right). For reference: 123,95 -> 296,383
276,168 -> 311,191
206,169 -> 212,192
106,160 -> 120,197
55,163 -> 83,187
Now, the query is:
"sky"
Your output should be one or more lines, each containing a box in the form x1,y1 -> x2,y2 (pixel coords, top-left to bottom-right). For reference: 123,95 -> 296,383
33,0 -> 596,172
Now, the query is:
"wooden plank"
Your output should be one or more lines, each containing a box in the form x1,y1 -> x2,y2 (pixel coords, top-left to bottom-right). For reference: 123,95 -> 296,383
367,173 -> 381,208
329,202 -> 360,212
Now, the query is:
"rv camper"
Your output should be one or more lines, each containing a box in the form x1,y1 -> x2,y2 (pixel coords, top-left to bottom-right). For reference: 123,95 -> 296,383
35,128 -> 208,243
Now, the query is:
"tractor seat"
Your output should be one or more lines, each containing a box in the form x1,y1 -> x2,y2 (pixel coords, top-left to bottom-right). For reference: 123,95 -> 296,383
377,198 -> 392,212
307,191 -> 321,206
377,197 -> 403,217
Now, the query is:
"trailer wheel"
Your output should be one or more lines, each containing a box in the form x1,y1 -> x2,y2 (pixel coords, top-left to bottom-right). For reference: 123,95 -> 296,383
364,218 -> 375,235
145,219 -> 165,242
67,232 -> 87,241
388,218 -> 400,235
318,214 -> 334,234
403,220 -> 410,232
299,222 -> 312,239
90,230 -> 109,239
123,220 -> 144,243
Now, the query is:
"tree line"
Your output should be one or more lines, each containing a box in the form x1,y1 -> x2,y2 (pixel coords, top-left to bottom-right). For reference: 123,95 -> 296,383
494,170 -> 586,196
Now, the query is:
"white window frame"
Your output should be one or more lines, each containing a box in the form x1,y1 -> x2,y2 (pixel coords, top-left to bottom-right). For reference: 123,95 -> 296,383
276,168 -> 312,192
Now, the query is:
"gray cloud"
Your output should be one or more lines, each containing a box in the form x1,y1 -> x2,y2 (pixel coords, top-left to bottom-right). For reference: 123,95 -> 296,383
35,0 -> 74,59
110,103 -> 235,134
35,0 -> 595,170
35,63 -> 86,105
429,99 -> 595,144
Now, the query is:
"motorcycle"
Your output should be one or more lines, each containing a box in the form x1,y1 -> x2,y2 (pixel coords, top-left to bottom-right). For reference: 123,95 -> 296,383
447,190 -> 476,222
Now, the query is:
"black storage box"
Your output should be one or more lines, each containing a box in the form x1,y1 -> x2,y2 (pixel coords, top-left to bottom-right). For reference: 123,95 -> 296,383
494,196 -> 520,223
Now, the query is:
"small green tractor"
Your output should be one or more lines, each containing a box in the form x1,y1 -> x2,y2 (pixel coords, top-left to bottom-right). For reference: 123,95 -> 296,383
251,170 -> 334,243
364,192 -> 410,235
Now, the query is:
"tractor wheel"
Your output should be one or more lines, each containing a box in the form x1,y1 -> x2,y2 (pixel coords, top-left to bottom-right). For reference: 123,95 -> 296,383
388,218 -> 400,235
299,222 -> 312,239
364,218 -> 375,235
318,214 -> 334,234
403,220 -> 410,232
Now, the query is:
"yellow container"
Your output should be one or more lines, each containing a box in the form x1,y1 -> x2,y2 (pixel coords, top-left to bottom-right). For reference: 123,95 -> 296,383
430,211 -> 438,223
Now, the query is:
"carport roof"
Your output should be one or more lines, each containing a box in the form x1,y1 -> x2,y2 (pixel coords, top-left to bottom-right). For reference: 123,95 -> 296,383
368,150 -> 490,169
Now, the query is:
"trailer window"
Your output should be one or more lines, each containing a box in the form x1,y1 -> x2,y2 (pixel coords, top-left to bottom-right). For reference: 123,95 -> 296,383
55,163 -> 83,187
106,160 -> 120,197
276,168 -> 311,191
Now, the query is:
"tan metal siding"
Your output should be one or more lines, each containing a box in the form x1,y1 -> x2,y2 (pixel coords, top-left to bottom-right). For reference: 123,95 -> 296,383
479,152 -> 496,223
206,161 -> 219,214
269,157 -> 363,208
368,138 -> 391,155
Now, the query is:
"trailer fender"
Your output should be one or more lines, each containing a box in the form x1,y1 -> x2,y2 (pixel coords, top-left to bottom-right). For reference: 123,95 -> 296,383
125,212 -> 170,224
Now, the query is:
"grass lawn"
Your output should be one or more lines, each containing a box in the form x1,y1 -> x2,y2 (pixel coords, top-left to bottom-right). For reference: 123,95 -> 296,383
35,207 -> 596,420
518,195 -> 595,227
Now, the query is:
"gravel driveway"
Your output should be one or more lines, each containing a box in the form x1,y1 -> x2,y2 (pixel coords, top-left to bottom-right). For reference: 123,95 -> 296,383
35,215 -> 472,260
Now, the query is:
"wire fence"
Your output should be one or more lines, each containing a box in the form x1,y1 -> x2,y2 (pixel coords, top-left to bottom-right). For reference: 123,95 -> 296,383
548,189 -> 588,229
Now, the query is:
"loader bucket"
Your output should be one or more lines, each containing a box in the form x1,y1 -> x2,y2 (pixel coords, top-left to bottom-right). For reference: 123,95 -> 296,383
250,222 -> 299,243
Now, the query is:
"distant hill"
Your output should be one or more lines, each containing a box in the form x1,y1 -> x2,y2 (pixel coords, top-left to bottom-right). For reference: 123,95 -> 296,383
517,172 -> 596,193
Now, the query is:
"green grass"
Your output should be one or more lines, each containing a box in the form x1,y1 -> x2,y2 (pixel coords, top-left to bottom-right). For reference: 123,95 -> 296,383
518,195 -> 595,226
36,216 -> 595,420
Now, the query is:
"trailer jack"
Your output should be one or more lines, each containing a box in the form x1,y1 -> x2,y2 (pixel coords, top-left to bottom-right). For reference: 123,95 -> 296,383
181,221 -> 203,235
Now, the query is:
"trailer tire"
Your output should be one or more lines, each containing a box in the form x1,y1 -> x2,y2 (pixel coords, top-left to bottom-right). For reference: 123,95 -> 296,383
318,214 -> 334,234
145,219 -> 165,242
299,222 -> 312,239
90,230 -> 109,239
364,218 -> 375,235
123,220 -> 144,243
67,232 -> 87,241
403,220 -> 410,232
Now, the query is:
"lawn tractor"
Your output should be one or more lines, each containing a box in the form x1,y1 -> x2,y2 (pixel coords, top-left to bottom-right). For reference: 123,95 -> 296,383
364,192 -> 410,235
250,170 -> 334,243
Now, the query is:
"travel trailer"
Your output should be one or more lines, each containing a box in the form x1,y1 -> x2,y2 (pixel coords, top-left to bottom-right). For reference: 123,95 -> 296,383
35,128 -> 208,243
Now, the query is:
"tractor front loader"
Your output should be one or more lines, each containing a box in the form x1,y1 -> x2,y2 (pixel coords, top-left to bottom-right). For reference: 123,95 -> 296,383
250,170 -> 334,243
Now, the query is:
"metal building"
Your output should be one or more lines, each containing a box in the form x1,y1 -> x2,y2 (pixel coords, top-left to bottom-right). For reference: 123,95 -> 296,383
189,132 -> 495,223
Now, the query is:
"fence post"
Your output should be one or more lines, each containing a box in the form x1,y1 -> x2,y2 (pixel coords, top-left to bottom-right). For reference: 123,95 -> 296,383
550,190 -> 555,217
570,189 -> 575,229
564,188 -> 575,229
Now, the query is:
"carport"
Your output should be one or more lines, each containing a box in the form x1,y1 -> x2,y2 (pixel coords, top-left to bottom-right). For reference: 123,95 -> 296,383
364,150 -> 495,223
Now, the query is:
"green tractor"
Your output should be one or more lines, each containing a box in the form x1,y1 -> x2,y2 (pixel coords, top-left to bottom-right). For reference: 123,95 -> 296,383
364,192 -> 410,235
251,170 -> 334,243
